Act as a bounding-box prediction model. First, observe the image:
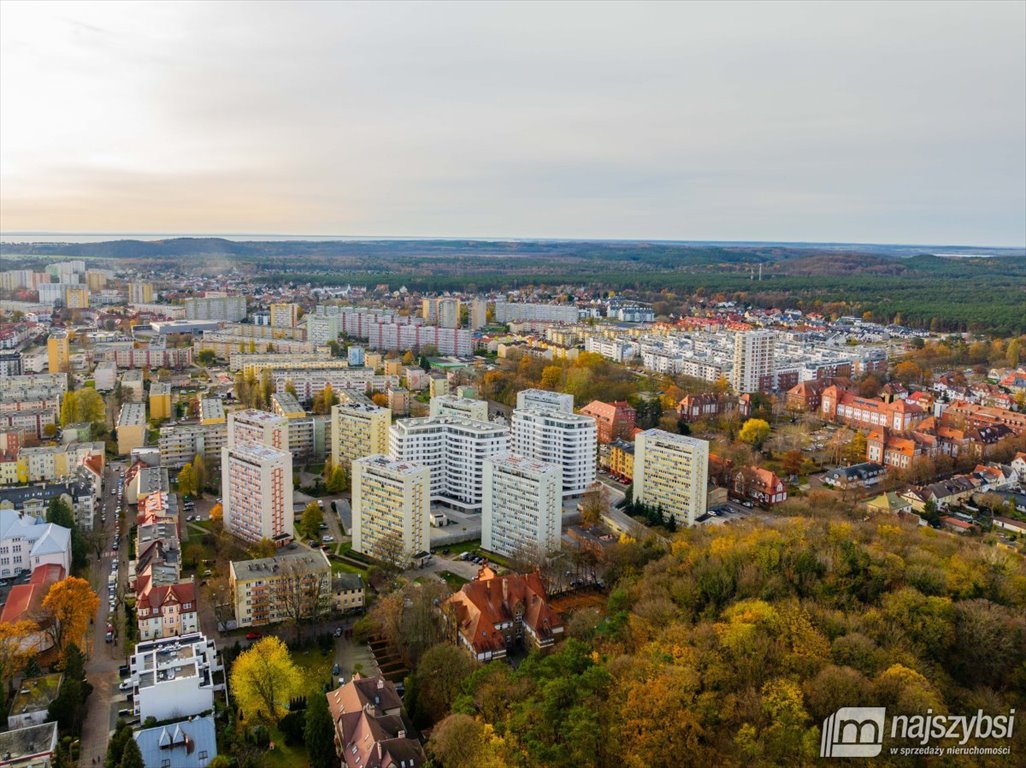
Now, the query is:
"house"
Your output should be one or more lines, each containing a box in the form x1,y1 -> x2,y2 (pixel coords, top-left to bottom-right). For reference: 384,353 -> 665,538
732,467 -> 787,506
332,572 -> 365,614
940,515 -> 975,534
785,380 -> 830,412
864,492 -> 913,516
579,400 -> 636,443
0,564 -> 65,655
1010,452 -> 1026,482
134,714 -> 217,768
136,580 -> 198,641
0,721 -> 58,768
0,509 -> 72,577
677,393 -> 733,422
326,675 -> 425,768
823,462 -> 886,490
993,516 -> 1026,535
444,565 -> 564,661
6,674 -> 62,730
866,429 -> 924,470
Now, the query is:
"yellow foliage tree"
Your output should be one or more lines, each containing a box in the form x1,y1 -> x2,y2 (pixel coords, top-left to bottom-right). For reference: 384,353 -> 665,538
0,619 -> 38,690
738,418 -> 771,446
230,636 -> 302,721
42,577 -> 99,653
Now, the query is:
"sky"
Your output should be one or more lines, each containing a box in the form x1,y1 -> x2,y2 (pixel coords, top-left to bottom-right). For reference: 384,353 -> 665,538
1,1 -> 1024,246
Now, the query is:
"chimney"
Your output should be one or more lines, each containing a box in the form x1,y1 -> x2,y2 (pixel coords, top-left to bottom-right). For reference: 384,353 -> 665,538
398,729 -> 406,739
376,678 -> 384,689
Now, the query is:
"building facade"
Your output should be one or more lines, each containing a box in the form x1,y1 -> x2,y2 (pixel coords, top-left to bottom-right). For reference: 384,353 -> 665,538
351,455 -> 430,562
482,453 -> 562,559
633,429 -> 710,526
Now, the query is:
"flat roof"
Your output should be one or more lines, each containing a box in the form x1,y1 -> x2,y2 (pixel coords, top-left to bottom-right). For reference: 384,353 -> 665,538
8,674 -> 62,716
0,722 -> 58,762
354,453 -> 430,476
118,402 -> 147,426
231,548 -> 329,581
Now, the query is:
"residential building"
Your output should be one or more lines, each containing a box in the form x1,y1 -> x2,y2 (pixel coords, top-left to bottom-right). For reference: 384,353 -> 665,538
158,422 -> 227,469
46,333 -> 69,374
387,387 -> 410,416
732,466 -> 787,507
351,455 -> 430,561
428,393 -> 489,421
482,453 -> 562,559
389,416 -> 510,510
229,548 -> 333,627
221,442 -> 293,545
470,298 -> 488,329
347,345 -> 365,366
944,400 -> 1026,436
269,302 -> 299,328
428,376 -> 449,398
184,295 -> 246,321
116,402 -> 147,455
149,382 -> 173,421
306,312 -> 342,346
270,391 -> 305,419
136,581 -> 198,641
0,722 -> 58,768
63,285 -> 89,309
579,400 -> 636,443
128,632 -> 223,721
444,566 -> 564,661
120,369 -> 145,401
677,392 -> 735,422
128,282 -> 154,304
608,438 -> 635,483
516,388 -> 574,414
94,360 -> 117,390
0,565 -> 65,653
823,462 -> 886,489
134,715 -> 217,768
332,572 -> 365,613
198,397 -> 226,425
494,301 -> 578,324
331,402 -> 390,471
114,345 -> 193,370
732,330 -> 775,394
820,386 -> 924,432
511,407 -> 596,496
633,429 -> 710,526
326,675 -> 425,768
227,409 -> 289,451
6,674 -> 62,730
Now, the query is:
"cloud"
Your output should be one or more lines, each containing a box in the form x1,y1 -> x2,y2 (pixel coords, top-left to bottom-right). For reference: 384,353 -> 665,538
1,0 -> 1023,244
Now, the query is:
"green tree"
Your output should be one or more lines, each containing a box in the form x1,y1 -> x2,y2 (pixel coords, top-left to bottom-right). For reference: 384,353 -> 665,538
844,431 -> 868,465
177,463 -> 196,497
408,643 -> 477,724
105,722 -> 133,768
196,349 -> 216,366
304,692 -> 337,768
118,737 -> 144,768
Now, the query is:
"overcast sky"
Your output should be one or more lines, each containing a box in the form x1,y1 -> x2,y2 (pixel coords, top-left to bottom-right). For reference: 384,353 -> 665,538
1,1 -> 1024,245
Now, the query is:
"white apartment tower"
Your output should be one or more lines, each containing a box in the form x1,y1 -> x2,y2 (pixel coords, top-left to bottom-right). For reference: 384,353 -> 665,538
516,388 -> 575,414
428,394 -> 489,422
389,416 -> 509,510
482,453 -> 562,559
633,428 -> 709,527
221,410 -> 293,545
331,402 -> 391,470
469,298 -> 488,330
511,407 -> 597,496
351,455 -> 430,561
732,330 -> 776,394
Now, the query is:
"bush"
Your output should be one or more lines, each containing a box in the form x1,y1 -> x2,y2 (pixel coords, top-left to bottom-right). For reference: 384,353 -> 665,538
247,725 -> 270,748
277,711 -> 306,746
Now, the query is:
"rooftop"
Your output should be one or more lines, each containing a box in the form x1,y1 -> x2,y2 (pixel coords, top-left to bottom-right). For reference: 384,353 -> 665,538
0,722 -> 58,763
7,674 -> 62,717
354,453 -> 430,476
134,715 -> 217,768
231,547 -> 330,582
118,402 -> 147,426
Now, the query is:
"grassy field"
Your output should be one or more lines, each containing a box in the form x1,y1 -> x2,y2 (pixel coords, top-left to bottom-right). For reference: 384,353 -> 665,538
437,570 -> 469,589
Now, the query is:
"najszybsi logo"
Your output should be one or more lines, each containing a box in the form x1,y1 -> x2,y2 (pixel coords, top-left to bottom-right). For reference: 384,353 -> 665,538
820,707 -> 1017,758
821,707 -> 886,757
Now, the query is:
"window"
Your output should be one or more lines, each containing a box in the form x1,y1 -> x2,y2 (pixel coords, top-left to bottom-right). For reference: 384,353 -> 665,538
162,761 -> 171,768
199,751 -> 208,760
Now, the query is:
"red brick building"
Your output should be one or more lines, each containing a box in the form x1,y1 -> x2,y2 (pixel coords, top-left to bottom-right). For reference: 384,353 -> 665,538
579,400 -> 636,443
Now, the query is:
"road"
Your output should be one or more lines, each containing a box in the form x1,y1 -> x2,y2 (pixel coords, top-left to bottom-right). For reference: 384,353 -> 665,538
80,460 -> 131,767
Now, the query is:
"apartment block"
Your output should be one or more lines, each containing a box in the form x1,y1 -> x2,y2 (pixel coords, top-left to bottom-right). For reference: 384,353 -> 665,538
389,416 -> 510,510
428,394 -> 489,421
128,282 -> 154,304
117,402 -> 147,456
511,408 -> 596,496
198,398 -> 226,425
120,369 -> 145,402
229,548 -> 333,627
158,422 -> 227,469
47,333 -> 70,374
351,455 -> 430,561
128,632 -> 223,721
331,402 -> 390,470
494,301 -> 578,324
516,388 -> 575,414
221,442 -> 293,545
185,295 -> 246,322
482,453 -> 562,559
731,330 -> 775,394
269,302 -> 299,328
149,382 -> 173,421
227,409 -> 289,451
633,429 -> 710,527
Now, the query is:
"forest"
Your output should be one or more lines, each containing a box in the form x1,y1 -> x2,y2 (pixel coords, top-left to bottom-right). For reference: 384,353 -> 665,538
3,238 -> 1023,334
420,503 -> 1026,768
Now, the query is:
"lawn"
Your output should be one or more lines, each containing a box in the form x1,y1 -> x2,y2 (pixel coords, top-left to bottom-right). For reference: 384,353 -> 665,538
437,570 -> 469,589
437,539 -> 480,556
330,558 -> 366,577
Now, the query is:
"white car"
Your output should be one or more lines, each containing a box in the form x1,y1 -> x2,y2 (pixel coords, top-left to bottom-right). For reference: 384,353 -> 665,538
118,681 -> 132,691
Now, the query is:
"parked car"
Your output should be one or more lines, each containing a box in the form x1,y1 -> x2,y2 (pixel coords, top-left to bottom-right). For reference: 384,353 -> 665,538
245,631 -> 262,641
332,663 -> 341,676
105,631 -> 114,643
118,709 -> 131,717
322,535 -> 335,543
118,681 -> 131,691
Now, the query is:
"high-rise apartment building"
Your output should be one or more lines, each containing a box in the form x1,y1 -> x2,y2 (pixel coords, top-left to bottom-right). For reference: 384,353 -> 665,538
437,298 -> 461,329
64,285 -> 89,309
516,388 -> 575,414
389,416 -> 509,510
128,282 -> 154,304
46,333 -> 70,374
306,313 -> 342,346
330,401 -> 391,470
222,409 -> 294,545
470,298 -> 488,330
732,330 -> 776,394
510,407 -> 596,496
633,429 -> 709,527
270,303 -> 299,328
185,296 -> 246,322
482,453 -> 562,559
351,455 -> 430,561
428,394 -> 489,421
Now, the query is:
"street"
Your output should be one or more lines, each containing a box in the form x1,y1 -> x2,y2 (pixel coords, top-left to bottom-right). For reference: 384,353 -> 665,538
79,460 -> 131,767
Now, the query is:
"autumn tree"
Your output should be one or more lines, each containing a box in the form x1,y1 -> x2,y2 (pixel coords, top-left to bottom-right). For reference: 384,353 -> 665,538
370,581 -> 447,668
177,463 -> 196,497
407,643 -> 477,724
738,418 -> 771,447
192,453 -> 207,496
60,388 -> 106,427
0,620 -> 38,710
427,714 -> 504,768
312,384 -> 339,414
893,361 -> 922,385
300,501 -> 323,540
230,636 -> 302,721
252,538 -> 277,558
42,577 -> 99,653
579,482 -> 610,528
844,431 -> 868,465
